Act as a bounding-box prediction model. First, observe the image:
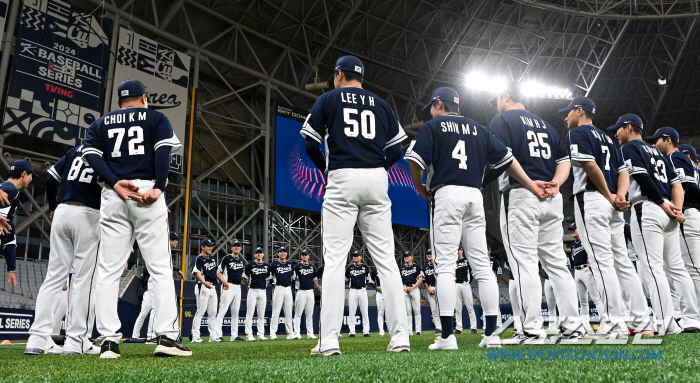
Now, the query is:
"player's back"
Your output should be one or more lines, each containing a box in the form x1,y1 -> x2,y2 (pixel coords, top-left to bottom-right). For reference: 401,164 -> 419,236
568,124 -> 624,195
49,145 -> 102,210
0,181 -> 19,222
490,109 -> 568,191
622,139 -> 676,203
301,87 -> 404,170
82,108 -> 181,180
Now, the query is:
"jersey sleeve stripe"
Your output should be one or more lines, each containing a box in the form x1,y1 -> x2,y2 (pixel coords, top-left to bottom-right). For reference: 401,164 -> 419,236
154,136 -> 183,155
490,151 -> 514,169
81,148 -> 103,157
47,166 -> 61,181
617,165 -> 627,172
628,166 -> 647,175
670,176 -> 680,184
555,156 -> 571,164
570,154 -> 595,162
300,125 -> 323,143
404,152 -> 427,169
385,132 -> 408,149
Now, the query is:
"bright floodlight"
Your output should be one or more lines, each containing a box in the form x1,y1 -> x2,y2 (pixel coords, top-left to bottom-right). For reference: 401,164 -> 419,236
519,81 -> 572,100
465,72 -> 507,93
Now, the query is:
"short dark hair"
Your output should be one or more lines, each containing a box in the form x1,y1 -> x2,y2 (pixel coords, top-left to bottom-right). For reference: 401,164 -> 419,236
341,70 -> 363,84
119,95 -> 143,104
505,91 -> 525,104
584,110 -> 595,120
8,170 -> 25,180
631,125 -> 643,135
442,100 -> 460,114
668,137 -> 679,148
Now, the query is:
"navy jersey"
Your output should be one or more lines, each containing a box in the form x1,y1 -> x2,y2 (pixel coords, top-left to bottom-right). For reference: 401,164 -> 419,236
490,257 -> 501,276
456,258 -> 470,282
490,109 -> 569,191
571,240 -> 588,266
244,261 -> 270,289
293,263 -> 317,290
82,108 -> 182,180
423,263 -> 436,286
269,260 -> 294,286
405,114 -> 512,192
371,268 -> 381,287
568,125 -> 626,195
400,263 -> 423,286
669,151 -> 700,208
621,140 -> 678,203
345,263 -> 371,288
192,254 -> 218,284
300,87 -> 406,170
0,181 -> 20,226
218,255 -> 245,284
48,145 -> 102,210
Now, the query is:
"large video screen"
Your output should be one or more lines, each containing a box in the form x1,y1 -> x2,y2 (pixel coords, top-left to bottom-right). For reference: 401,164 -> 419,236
275,105 -> 429,229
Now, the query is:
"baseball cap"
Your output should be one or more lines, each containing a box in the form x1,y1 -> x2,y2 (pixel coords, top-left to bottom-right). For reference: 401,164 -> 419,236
458,244 -> 463,251
10,159 -> 38,177
679,144 -> 698,162
278,246 -> 288,253
488,81 -> 524,108
404,251 -> 413,257
426,249 -> 432,254
422,87 -> 460,111
231,240 -> 242,247
301,249 -> 310,256
169,231 -> 182,241
645,127 -> 679,143
328,56 -> 364,82
607,113 -> 643,131
200,239 -> 215,247
558,96 -> 596,115
487,245 -> 491,251
352,251 -> 362,257
254,247 -> 264,254
568,223 -> 577,231
117,79 -> 147,100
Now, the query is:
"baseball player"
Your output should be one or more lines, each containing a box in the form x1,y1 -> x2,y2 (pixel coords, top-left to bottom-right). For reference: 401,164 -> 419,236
243,247 -> 270,341
503,259 -> 523,338
25,148 -> 102,356
679,145 -> 699,166
401,251 -> 424,335
345,251 -> 372,337
83,79 -> 190,358
191,239 -> 220,343
656,131 -> 700,307
302,56 -> 410,355
488,246 -> 503,328
1,161 -> 32,292
613,121 -> 700,334
371,267 -> 386,336
406,87 -> 548,350
487,86 -> 583,344
455,246 -> 477,334
269,247 -> 295,340
292,249 -> 320,339
564,103 -> 650,338
422,250 -> 440,335
214,240 -> 246,341
568,223 -> 607,328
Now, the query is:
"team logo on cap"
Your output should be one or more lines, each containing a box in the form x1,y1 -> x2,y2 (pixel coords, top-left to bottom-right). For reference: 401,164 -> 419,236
454,97 -> 459,103
354,65 -> 361,73
592,108 -> 596,113
10,166 -> 14,170
121,90 -> 129,96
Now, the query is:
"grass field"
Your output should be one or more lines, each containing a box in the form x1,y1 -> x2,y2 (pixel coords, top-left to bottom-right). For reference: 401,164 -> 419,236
1,330 -> 699,382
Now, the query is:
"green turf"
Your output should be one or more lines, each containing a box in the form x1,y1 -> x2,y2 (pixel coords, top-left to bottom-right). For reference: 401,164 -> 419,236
1,330 -> 699,382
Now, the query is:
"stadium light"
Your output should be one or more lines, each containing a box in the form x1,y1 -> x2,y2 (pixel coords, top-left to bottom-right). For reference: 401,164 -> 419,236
464,72 -> 574,100
520,81 -> 573,100
465,72 -> 507,93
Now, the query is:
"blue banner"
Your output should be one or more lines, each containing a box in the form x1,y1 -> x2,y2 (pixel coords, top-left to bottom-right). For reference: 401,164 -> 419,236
2,0 -> 110,146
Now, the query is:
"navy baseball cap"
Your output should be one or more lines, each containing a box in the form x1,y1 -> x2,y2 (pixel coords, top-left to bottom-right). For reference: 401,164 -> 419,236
458,244 -> 464,251
117,79 -> 147,99
301,249 -> 310,256
10,160 -> 38,177
169,231 -> 182,241
607,113 -> 643,131
422,87 -> 460,111
328,56 -> 364,82
568,223 -> 577,231
679,144 -> 697,157
254,247 -> 264,254
231,240 -> 242,247
352,251 -> 362,257
278,246 -> 287,253
558,96 -> 596,115
200,239 -> 215,247
404,251 -> 413,257
426,249 -> 432,254
487,245 -> 491,251
645,127 -> 679,143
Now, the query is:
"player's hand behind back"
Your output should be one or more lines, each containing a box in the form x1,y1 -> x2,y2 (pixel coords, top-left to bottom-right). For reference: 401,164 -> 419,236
660,202 -> 681,221
141,188 -> 162,205
0,189 -> 9,206
527,180 -> 549,199
114,180 -> 144,202
7,272 -> 16,288
0,216 -> 11,235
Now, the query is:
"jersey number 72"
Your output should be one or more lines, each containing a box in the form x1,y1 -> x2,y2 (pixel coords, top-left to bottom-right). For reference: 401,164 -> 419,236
108,126 -> 145,157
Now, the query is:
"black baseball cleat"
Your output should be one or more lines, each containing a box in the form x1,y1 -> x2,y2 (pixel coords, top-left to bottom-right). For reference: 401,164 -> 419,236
471,329 -> 477,334
100,341 -> 121,359
349,334 -> 356,337
364,333 -> 370,337
233,336 -> 245,341
154,335 -> 193,357
683,327 -> 700,333
416,332 -> 421,336
454,330 -> 462,335
434,329 -> 442,335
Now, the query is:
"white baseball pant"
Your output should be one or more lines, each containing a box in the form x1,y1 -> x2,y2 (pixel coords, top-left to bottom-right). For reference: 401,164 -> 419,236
192,284 -> 218,340
245,288 -> 267,337
509,280 -> 523,335
52,287 -> 68,336
679,208 -> 700,306
132,286 -> 153,338
502,189 -> 581,336
94,180 -> 179,344
575,191 -> 650,333
455,283 -> 476,330
432,186 -> 498,331
632,200 -> 700,333
216,284 -> 242,340
425,289 -> 440,331
544,279 -> 558,329
574,265 -> 606,323
293,289 -> 315,337
270,286 -> 294,336
318,168 -> 409,353
348,287 -> 370,335
376,290 -> 386,331
405,288 -> 421,333
27,203 -> 99,353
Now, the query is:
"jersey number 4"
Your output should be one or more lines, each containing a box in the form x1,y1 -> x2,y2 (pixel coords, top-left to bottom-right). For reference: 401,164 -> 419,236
108,126 -> 145,157
344,109 -> 375,139
527,131 -> 551,159
67,157 -> 94,183
452,140 -> 468,169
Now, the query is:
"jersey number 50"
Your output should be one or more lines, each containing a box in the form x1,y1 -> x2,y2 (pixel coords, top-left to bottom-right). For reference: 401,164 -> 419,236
344,109 -> 375,139
108,126 -> 145,157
